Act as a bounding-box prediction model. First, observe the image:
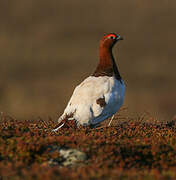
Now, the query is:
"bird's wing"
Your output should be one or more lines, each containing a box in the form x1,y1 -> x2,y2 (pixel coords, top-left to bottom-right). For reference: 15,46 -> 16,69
90,78 -> 125,125
59,76 -> 115,124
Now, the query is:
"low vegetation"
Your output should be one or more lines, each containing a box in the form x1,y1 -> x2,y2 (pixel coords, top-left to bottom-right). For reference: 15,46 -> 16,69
1,114 -> 176,180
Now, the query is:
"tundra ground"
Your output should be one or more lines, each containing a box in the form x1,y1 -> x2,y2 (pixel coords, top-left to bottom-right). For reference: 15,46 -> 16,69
1,114 -> 176,180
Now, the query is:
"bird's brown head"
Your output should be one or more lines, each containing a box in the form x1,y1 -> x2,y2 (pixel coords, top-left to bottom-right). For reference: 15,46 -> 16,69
100,33 -> 123,49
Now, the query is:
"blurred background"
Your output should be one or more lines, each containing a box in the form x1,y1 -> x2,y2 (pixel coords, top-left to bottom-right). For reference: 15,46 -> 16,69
0,0 -> 175,121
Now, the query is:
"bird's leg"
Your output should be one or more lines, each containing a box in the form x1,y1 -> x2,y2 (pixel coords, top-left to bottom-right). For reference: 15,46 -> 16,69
108,115 -> 114,127
90,115 -> 115,130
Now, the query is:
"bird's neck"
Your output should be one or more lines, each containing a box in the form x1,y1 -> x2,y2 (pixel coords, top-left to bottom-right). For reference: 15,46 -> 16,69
93,45 -> 122,81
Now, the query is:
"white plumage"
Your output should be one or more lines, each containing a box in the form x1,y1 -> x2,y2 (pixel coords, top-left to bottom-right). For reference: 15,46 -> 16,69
53,33 -> 125,131
59,76 -> 125,126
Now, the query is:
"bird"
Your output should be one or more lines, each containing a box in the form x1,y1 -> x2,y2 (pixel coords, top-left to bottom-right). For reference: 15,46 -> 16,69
53,33 -> 125,131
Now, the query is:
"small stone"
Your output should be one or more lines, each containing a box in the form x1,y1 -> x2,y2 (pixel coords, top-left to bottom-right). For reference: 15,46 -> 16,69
46,145 -> 87,167
59,148 -> 87,166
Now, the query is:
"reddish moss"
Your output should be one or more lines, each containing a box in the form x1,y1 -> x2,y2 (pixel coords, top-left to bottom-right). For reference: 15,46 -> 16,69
0,115 -> 176,179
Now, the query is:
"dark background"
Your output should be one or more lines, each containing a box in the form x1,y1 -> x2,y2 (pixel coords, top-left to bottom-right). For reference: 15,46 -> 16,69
0,1 -> 175,120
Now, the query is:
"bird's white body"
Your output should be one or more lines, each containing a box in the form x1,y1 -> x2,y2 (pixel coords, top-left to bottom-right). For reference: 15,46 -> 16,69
52,33 -> 125,131
59,76 -> 125,126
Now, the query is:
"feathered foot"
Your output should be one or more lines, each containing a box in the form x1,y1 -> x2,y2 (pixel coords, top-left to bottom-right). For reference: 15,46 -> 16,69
108,115 -> 114,127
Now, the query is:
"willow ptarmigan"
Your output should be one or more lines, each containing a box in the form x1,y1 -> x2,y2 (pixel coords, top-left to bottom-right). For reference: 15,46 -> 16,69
53,33 -> 125,131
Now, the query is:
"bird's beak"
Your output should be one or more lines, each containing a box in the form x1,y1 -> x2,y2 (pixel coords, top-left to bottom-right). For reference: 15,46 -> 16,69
117,36 -> 123,40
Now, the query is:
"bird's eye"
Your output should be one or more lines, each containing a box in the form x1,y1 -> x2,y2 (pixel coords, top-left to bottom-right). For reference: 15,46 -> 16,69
110,36 -> 115,39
